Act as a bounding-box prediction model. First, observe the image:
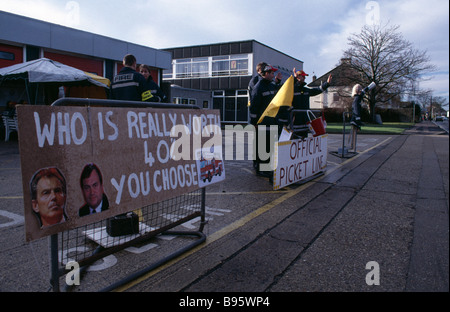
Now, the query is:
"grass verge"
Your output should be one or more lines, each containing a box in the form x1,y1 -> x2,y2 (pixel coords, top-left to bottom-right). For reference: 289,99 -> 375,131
326,122 -> 414,134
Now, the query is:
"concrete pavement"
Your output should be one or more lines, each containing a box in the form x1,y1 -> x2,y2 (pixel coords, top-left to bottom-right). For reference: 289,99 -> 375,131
0,121 -> 448,294
124,121 -> 448,292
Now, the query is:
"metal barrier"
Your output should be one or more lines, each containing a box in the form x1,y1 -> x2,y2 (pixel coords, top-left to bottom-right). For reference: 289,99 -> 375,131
289,108 -> 322,137
289,108 -> 359,158
330,111 -> 358,158
47,98 -> 208,292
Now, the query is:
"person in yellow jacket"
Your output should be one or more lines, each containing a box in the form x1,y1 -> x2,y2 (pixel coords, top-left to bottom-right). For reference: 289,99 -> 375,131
139,64 -> 168,102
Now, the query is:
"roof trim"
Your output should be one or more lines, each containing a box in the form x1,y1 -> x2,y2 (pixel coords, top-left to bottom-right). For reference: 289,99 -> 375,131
0,10 -> 171,69
163,39 -> 303,64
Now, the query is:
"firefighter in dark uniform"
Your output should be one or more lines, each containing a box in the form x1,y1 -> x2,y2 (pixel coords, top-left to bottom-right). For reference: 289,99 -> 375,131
249,64 -> 282,126
111,54 -> 151,102
248,62 -> 267,109
292,69 -> 332,138
139,64 -> 168,102
249,64 -> 281,179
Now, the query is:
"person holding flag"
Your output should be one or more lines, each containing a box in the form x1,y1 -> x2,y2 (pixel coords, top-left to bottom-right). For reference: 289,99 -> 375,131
249,64 -> 282,125
249,64 -> 283,179
248,62 -> 282,110
257,75 -> 295,134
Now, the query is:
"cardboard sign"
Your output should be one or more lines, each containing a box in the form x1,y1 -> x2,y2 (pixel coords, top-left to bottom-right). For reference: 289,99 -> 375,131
17,105 -> 225,241
273,135 -> 327,190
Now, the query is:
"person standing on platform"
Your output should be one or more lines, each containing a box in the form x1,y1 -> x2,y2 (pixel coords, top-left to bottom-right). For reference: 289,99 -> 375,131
292,69 -> 332,138
250,64 -> 281,180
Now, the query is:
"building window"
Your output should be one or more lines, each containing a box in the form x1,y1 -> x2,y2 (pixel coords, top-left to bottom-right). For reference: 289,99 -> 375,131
163,67 -> 173,79
212,54 -> 249,77
0,51 -> 15,61
212,56 -> 229,77
212,89 -> 249,123
164,54 -> 251,80
173,97 -> 197,105
333,93 -> 340,102
175,57 -> 209,78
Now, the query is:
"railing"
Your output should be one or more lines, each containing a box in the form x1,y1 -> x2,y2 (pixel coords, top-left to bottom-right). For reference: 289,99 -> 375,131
329,111 -> 359,158
288,108 -> 322,137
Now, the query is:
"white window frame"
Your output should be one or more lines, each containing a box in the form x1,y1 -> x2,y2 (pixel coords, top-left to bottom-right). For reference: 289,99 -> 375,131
212,89 -> 249,123
164,54 -> 253,80
173,97 -> 197,105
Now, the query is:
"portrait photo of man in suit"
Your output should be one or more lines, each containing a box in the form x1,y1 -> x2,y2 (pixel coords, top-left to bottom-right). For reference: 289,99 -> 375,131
30,167 -> 67,228
78,163 -> 109,217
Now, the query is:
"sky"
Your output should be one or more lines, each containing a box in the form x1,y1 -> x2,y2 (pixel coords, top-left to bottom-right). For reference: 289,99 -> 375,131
1,0 -> 449,104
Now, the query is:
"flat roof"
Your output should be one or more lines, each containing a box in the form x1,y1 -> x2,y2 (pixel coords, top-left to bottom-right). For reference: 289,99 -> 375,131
163,39 -> 303,63
0,10 -> 171,69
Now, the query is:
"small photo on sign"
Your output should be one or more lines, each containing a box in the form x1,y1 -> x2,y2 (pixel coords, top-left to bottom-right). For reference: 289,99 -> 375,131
30,167 -> 68,228
78,163 -> 109,217
195,147 -> 225,187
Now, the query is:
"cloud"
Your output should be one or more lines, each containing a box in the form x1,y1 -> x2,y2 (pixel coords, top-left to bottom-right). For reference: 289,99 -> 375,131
1,0 -> 447,102
297,0 -> 449,98
294,1 -> 369,77
122,0 -> 257,48
378,0 -> 449,99
421,72 -> 450,99
0,0 -> 81,27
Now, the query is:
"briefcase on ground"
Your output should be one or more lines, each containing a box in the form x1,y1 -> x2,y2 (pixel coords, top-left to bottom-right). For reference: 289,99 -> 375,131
106,212 -> 140,237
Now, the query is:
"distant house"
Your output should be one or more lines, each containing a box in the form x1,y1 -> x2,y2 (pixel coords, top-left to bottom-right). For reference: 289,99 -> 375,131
309,58 -> 408,111
308,58 -> 361,110
309,58 -> 416,122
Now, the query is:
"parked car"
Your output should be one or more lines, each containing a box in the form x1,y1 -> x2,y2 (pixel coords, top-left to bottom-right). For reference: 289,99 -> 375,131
435,116 -> 446,121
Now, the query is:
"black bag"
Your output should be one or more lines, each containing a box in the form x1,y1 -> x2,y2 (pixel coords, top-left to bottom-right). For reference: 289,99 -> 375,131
106,212 -> 140,237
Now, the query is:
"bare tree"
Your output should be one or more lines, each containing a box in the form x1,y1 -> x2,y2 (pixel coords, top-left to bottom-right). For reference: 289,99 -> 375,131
342,23 -> 436,122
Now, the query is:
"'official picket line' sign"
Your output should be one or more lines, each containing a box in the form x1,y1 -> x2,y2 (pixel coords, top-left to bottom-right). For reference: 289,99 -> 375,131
273,135 -> 328,190
17,105 -> 225,241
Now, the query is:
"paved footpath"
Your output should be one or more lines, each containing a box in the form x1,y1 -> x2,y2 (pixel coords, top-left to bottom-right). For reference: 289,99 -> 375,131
127,121 -> 448,293
0,122 -> 447,296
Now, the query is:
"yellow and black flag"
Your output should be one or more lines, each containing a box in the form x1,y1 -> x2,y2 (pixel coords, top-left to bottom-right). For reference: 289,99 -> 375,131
257,75 -> 294,125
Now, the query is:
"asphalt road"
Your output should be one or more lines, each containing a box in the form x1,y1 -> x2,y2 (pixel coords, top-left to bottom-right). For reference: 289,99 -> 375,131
0,122 -> 448,294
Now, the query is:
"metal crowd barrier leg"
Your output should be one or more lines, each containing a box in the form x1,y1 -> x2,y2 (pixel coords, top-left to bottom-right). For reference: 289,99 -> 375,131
330,112 -> 358,158
49,234 -> 60,292
98,187 -> 207,292
99,230 -> 206,292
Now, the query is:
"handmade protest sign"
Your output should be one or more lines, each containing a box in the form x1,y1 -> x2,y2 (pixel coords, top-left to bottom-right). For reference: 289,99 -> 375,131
17,105 -> 224,241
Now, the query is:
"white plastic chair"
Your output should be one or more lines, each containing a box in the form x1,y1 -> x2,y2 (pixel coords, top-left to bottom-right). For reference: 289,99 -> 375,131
2,113 -> 18,142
